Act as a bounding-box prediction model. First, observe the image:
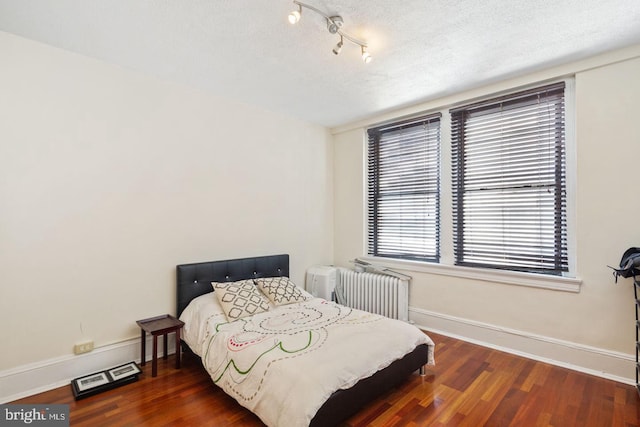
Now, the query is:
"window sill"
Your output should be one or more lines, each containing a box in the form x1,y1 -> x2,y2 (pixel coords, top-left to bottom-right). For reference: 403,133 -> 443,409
358,257 -> 582,293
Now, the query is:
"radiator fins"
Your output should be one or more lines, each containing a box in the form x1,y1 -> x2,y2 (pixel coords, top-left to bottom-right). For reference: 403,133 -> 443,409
335,268 -> 409,322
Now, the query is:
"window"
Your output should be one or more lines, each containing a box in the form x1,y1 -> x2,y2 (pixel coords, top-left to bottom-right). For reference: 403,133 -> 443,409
450,82 -> 567,275
367,114 -> 441,262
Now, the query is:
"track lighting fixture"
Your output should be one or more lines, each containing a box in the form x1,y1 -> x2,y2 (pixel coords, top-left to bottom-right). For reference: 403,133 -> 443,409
287,1 -> 372,63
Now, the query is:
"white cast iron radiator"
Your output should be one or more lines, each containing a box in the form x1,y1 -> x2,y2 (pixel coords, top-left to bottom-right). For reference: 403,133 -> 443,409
335,267 -> 409,322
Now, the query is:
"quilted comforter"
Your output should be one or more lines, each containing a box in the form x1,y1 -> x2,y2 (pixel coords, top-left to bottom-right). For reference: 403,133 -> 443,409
180,293 -> 435,427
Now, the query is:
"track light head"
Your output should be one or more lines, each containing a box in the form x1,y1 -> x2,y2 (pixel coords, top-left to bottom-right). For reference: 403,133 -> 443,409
288,6 -> 301,24
326,16 -> 343,34
332,37 -> 344,55
361,46 -> 372,63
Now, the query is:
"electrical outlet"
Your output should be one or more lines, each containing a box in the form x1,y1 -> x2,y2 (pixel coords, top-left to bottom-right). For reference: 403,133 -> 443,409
74,341 -> 94,355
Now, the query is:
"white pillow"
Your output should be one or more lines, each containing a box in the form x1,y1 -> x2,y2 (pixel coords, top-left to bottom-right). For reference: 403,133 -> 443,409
213,280 -> 270,321
254,277 -> 311,306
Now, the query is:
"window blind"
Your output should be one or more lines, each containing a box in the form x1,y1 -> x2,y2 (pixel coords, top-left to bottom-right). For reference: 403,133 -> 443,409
367,114 -> 441,262
451,82 -> 567,274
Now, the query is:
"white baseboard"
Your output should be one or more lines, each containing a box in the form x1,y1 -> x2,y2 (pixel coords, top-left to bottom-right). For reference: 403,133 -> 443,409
3,310 -> 635,403
0,335 -> 177,403
410,307 -> 635,385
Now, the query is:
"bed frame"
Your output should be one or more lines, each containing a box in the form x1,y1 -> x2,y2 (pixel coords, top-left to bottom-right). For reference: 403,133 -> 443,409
176,254 -> 429,427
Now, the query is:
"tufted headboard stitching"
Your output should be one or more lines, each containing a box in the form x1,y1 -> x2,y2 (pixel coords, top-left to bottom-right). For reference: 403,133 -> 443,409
176,254 -> 289,317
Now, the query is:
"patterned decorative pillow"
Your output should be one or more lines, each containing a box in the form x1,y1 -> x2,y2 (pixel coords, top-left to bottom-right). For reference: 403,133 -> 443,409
254,277 -> 311,306
213,280 -> 271,321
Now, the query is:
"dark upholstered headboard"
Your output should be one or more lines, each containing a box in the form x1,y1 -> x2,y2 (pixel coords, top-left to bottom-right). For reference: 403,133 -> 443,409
176,254 -> 290,317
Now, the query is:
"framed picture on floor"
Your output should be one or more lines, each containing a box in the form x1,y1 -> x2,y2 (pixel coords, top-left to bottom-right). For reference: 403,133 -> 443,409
73,372 -> 109,393
108,362 -> 141,381
71,362 -> 141,400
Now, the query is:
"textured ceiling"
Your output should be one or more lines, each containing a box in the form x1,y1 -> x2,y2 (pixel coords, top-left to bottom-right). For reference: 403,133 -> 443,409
1,0 -> 640,127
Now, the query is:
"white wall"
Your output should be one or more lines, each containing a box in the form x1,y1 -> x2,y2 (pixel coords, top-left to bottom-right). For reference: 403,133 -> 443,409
333,46 -> 640,381
0,31 -> 334,372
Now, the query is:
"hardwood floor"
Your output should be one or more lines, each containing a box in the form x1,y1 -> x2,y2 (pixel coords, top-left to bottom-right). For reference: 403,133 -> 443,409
12,332 -> 640,426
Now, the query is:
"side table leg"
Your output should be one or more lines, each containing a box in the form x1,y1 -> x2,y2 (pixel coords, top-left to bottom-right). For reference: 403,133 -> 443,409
152,335 -> 158,377
163,333 -> 168,360
176,329 -> 181,370
140,329 -> 146,366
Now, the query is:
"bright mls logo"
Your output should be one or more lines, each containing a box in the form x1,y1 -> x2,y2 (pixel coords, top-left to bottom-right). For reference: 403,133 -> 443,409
0,405 -> 68,426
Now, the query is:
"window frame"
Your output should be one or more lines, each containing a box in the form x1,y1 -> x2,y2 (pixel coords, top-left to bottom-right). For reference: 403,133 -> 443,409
366,113 -> 442,263
363,78 -> 578,291
450,82 -> 569,276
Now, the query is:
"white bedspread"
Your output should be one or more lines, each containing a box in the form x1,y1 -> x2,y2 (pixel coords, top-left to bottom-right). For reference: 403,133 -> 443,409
180,293 -> 435,427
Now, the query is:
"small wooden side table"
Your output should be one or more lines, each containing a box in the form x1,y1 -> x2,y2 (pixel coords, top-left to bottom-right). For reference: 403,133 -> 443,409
136,314 -> 185,377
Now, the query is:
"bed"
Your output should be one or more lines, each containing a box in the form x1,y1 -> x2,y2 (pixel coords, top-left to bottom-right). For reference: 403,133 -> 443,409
176,254 -> 435,427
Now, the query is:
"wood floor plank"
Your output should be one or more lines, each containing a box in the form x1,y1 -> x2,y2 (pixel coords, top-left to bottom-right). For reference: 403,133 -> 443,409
10,332 -> 640,426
